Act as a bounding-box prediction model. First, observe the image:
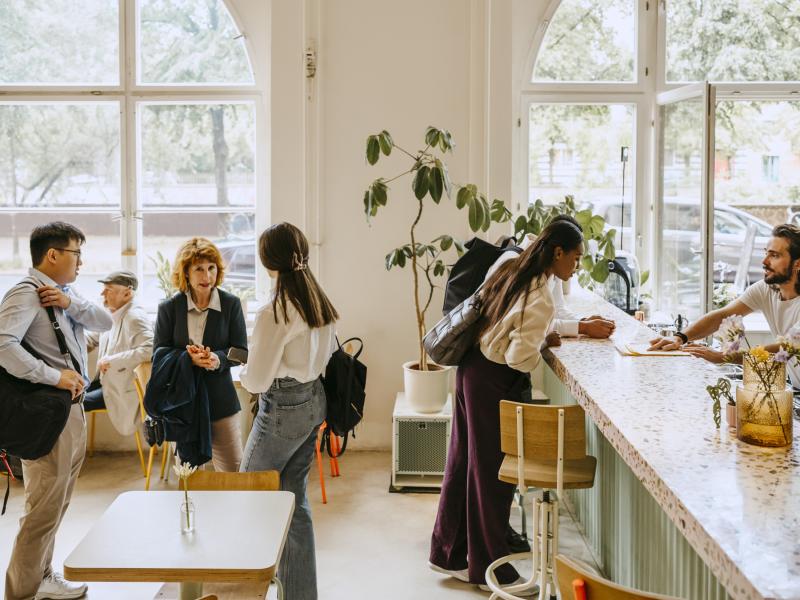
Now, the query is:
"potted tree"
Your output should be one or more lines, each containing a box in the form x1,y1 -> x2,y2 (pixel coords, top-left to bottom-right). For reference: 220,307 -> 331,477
363,126 -> 511,412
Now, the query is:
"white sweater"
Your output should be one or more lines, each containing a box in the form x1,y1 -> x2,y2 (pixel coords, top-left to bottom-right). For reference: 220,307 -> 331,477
239,300 -> 337,394
479,275 -> 555,373
486,234 -> 580,336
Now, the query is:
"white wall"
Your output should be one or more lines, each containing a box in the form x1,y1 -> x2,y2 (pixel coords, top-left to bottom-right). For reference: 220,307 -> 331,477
95,0 -> 543,451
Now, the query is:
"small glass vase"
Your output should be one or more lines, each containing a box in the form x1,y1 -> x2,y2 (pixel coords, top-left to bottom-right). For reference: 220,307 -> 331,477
180,499 -> 195,534
736,358 -> 793,447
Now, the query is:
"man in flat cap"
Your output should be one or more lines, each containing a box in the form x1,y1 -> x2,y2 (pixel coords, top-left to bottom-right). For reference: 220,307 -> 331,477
85,270 -> 153,436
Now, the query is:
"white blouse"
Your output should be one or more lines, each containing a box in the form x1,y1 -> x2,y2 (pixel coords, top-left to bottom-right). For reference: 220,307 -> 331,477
186,287 -> 221,346
239,299 -> 337,394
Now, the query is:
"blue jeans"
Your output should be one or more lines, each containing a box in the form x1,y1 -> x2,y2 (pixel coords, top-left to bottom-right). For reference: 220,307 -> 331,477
240,377 -> 326,600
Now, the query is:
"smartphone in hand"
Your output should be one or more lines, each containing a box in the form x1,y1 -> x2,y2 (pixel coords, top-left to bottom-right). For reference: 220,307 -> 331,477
227,346 -> 248,365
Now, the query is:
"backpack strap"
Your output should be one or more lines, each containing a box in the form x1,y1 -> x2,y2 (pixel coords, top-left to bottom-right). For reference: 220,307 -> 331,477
18,280 -> 82,375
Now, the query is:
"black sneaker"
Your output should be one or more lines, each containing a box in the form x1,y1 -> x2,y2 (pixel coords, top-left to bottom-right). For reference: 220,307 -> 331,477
506,524 -> 530,553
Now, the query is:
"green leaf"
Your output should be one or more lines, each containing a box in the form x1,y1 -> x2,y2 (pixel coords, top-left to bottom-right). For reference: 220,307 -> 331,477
454,240 -> 466,256
591,259 -> 610,283
363,189 -> 374,219
468,199 -> 480,232
490,199 -> 511,223
425,126 -> 440,147
640,269 -> 650,287
581,255 -> 594,272
480,197 -> 491,232
514,215 -> 528,237
589,215 -> 606,237
372,180 -> 387,207
402,245 -> 414,258
456,186 -> 470,209
439,235 -> 453,251
413,166 -> 430,200
433,260 -> 446,277
603,240 -> 615,260
385,250 -> 397,270
379,130 -> 393,155
429,166 -> 443,203
366,136 -> 380,165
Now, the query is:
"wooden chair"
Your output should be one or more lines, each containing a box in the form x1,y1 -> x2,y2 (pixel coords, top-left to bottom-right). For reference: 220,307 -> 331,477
184,470 -> 283,600
485,401 -> 597,600
86,372 -> 147,477
133,362 -> 173,491
556,554 -> 682,600
186,469 -> 280,492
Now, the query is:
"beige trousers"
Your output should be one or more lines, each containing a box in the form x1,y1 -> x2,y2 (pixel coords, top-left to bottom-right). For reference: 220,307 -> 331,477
5,404 -> 86,600
210,413 -> 242,472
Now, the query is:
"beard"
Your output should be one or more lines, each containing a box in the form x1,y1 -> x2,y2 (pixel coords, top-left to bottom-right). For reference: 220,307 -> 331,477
764,266 -> 792,285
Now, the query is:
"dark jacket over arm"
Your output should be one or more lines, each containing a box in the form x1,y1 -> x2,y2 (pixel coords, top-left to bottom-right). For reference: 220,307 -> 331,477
153,289 -> 247,421
144,347 -> 211,467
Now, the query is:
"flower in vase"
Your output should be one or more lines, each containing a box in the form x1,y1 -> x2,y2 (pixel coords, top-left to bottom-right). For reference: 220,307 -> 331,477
172,456 -> 198,483
718,315 -> 745,354
774,348 -> 790,363
749,346 -> 770,363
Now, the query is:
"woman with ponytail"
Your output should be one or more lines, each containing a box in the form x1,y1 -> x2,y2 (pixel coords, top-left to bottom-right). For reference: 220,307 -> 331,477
239,222 -> 338,600
428,219 -> 584,593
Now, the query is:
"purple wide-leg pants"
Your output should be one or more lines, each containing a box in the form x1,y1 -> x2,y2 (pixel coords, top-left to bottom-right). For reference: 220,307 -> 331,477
429,346 -> 526,585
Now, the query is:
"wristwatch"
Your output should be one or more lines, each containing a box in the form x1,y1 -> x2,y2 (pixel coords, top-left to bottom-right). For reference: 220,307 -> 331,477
674,331 -> 689,344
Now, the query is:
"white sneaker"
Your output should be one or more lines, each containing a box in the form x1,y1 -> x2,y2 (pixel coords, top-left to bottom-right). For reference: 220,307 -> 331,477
479,577 -> 539,597
34,572 -> 87,599
428,561 -> 470,583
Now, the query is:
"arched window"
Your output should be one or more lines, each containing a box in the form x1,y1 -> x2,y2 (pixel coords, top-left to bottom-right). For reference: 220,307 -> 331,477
0,0 -> 266,308
522,0 -> 800,320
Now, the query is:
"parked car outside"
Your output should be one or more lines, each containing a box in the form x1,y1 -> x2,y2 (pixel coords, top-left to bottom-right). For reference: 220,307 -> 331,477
595,198 -> 773,285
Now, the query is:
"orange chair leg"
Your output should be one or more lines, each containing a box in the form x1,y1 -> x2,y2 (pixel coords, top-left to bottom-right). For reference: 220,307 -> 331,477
315,428 -> 327,504
134,430 -> 147,478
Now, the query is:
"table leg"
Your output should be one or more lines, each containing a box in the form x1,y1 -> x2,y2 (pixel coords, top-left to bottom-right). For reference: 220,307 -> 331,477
179,581 -> 203,600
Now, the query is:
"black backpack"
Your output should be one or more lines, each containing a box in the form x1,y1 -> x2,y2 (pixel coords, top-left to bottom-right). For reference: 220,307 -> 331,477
322,337 -> 367,457
0,280 -> 78,514
441,237 -> 522,315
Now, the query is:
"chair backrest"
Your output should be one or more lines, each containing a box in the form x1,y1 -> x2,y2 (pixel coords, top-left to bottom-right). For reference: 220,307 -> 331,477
133,362 -> 152,421
499,400 -> 587,461
187,470 -> 280,491
556,555 -> 682,600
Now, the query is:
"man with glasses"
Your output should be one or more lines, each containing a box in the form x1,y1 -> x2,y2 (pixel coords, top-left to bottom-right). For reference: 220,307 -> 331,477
0,222 -> 112,600
85,271 -> 153,436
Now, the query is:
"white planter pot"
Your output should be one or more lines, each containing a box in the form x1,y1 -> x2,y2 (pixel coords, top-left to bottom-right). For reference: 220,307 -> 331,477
402,361 -> 452,413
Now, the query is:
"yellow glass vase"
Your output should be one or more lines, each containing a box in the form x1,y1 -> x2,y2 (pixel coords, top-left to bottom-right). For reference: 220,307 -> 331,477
736,357 -> 793,447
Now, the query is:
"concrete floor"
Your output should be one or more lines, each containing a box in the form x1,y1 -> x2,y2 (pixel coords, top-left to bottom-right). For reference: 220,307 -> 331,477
0,451 -> 598,599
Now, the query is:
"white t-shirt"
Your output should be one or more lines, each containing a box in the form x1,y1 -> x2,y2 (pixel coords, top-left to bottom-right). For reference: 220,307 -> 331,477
739,280 -> 800,387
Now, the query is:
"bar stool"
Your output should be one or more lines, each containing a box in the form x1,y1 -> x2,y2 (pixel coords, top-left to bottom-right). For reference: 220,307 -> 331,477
485,401 -> 597,600
556,554 -> 682,599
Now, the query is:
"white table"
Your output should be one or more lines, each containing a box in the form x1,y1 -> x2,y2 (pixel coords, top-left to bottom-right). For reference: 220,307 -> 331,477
64,491 -> 294,600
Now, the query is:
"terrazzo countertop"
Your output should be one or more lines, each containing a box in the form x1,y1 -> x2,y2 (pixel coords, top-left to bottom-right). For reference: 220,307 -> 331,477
545,289 -> 800,600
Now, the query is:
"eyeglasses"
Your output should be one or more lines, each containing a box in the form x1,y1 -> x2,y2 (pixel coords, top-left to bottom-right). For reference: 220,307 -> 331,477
55,248 -> 82,258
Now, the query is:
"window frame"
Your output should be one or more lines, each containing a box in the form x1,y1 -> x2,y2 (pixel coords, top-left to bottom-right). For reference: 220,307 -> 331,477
0,0 -> 269,309
522,0 -> 800,320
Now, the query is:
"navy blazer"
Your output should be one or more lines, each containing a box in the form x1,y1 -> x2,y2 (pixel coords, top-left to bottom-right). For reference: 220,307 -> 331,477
153,289 -> 247,421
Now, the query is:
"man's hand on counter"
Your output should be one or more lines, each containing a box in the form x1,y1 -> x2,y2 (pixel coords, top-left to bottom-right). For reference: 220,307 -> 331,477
579,316 -> 616,339
647,336 -> 684,351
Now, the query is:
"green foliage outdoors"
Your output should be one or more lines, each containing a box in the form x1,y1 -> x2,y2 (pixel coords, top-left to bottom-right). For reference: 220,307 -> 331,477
363,127 -> 512,370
